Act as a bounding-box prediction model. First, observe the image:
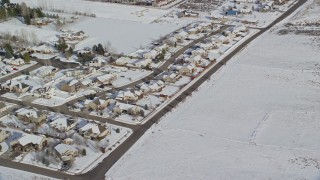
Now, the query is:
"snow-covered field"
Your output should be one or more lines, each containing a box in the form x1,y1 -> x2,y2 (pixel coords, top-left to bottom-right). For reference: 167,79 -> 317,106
0,166 -> 56,180
70,17 -> 179,54
0,19 -> 57,42
106,2 -> 320,179
12,0 -> 171,23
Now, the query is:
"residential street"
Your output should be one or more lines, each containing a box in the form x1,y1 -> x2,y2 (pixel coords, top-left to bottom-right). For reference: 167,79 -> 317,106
0,0 -> 308,178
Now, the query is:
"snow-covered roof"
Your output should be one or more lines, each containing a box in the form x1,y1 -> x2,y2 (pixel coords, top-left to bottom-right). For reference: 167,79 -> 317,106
97,74 -> 116,83
50,117 -> 76,129
54,143 -> 78,155
79,123 -> 106,134
16,108 -> 42,119
17,134 -> 45,146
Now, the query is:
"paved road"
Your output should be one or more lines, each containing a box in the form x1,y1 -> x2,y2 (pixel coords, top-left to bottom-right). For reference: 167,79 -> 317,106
0,0 -> 308,178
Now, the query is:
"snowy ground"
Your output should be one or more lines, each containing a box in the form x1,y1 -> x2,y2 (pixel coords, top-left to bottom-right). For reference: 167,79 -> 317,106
69,17 -> 179,54
0,166 -> 56,180
11,0 -> 171,23
106,2 -> 320,179
0,19 -> 57,43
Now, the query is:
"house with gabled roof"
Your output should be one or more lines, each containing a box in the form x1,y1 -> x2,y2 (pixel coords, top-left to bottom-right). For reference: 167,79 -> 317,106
50,117 -> 77,132
15,108 -> 47,124
78,123 -> 109,140
11,134 -> 47,152
54,143 -> 79,161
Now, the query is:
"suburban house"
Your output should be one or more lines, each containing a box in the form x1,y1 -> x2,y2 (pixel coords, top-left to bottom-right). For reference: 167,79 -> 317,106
96,74 -> 117,85
31,17 -> 52,26
60,79 -> 82,93
63,138 -> 74,145
0,130 -> 10,143
78,123 -> 110,140
28,44 -> 54,54
31,86 -> 55,99
85,99 -> 110,110
15,108 -> 47,124
143,49 -> 159,59
50,117 -> 78,132
174,31 -> 189,41
88,57 -> 105,67
113,103 -> 142,116
179,63 -> 196,75
54,143 -> 79,162
11,134 -> 47,152
161,71 -> 178,83
115,57 -> 130,66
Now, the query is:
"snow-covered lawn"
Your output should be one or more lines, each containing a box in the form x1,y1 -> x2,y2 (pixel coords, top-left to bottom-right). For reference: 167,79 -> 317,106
105,11 -> 320,180
70,17 -> 179,54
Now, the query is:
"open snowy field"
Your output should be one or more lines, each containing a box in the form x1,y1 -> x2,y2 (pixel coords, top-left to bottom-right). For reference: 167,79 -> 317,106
106,2 -> 320,179
70,17 -> 178,54
0,19 -> 57,42
11,0 -> 171,23
0,166 -> 56,180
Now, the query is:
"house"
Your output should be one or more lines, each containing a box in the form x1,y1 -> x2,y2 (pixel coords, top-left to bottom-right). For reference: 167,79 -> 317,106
88,57 -> 105,67
215,35 -> 230,44
164,37 -> 177,46
29,44 -> 54,54
179,63 -> 196,75
11,134 -> 47,152
63,138 -> 74,145
123,91 -> 139,101
185,55 -> 202,65
115,57 -> 130,66
192,49 -> 207,57
50,117 -> 77,132
96,74 -> 117,85
0,130 -> 10,143
174,31 -> 189,41
60,79 -> 82,93
31,86 -> 55,99
78,123 -> 109,139
143,50 -> 159,59
31,18 -> 52,26
154,44 -> 168,52
15,108 -> 47,124
113,103 -> 142,116
54,144 -> 79,161
84,99 -> 97,110
161,71 -> 178,83
94,99 -> 110,110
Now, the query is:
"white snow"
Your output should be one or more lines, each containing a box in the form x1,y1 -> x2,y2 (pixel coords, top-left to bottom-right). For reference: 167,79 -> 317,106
0,166 -> 56,180
106,8 -> 320,180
